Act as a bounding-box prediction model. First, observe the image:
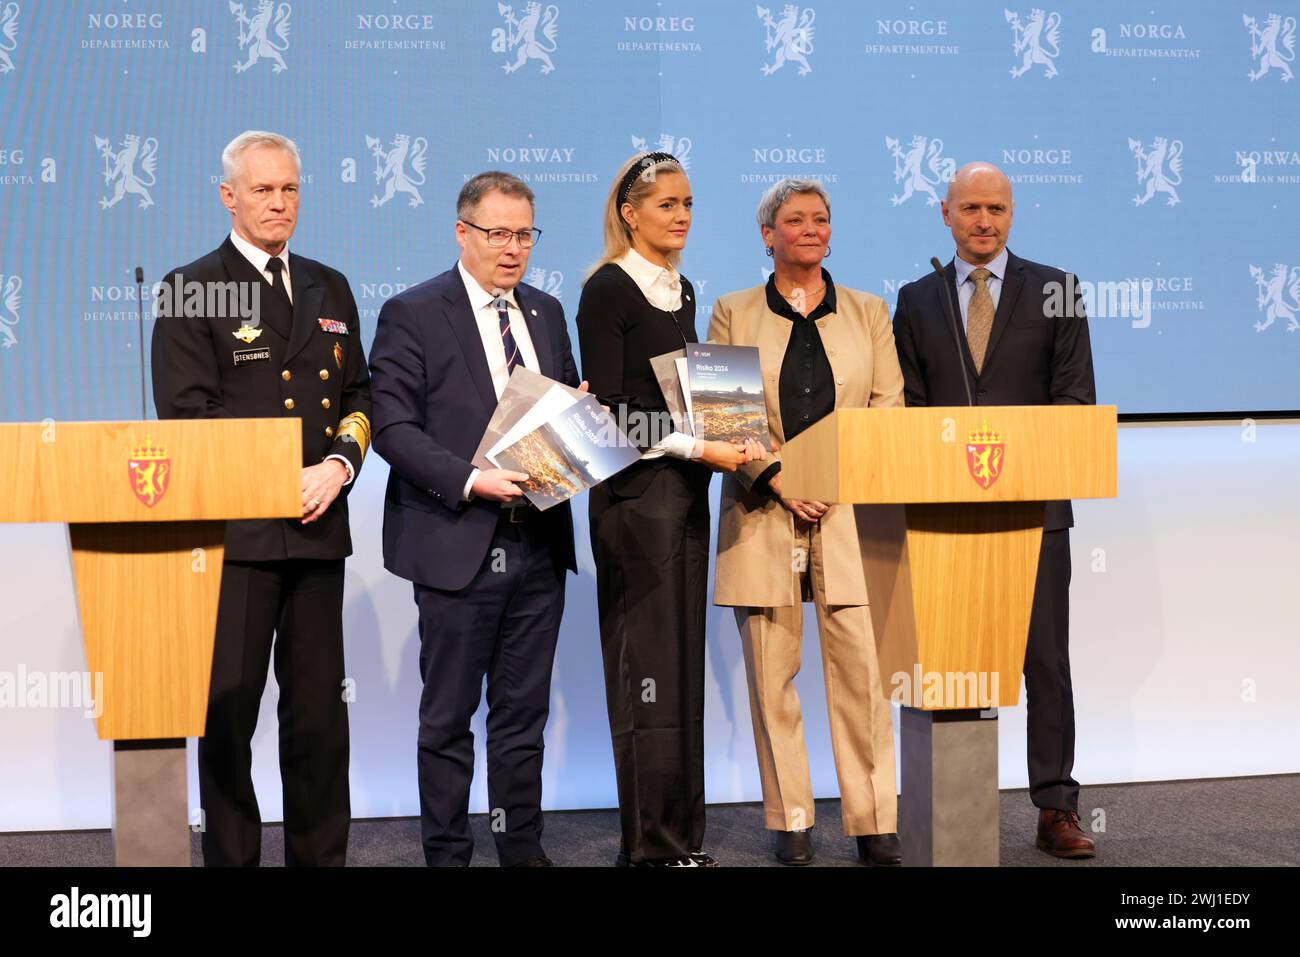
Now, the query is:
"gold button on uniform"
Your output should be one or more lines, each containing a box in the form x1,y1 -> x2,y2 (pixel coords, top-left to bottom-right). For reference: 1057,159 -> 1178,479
325,426 -> 334,438
321,398 -> 331,410
319,369 -> 330,381
281,369 -> 292,381
284,398 -> 295,410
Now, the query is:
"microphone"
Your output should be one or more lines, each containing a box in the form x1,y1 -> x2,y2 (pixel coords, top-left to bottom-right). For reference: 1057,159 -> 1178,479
135,266 -> 147,420
930,256 -> 974,407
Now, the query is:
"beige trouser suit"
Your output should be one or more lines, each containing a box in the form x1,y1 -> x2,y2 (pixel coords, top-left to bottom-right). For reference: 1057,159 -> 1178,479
709,282 -> 903,836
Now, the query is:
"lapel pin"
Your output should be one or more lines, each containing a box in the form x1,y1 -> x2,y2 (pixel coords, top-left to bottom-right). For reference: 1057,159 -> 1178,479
233,325 -> 262,343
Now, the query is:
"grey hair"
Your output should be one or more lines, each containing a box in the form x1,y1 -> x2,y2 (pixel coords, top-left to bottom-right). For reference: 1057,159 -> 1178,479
756,178 -> 831,228
221,130 -> 301,184
456,171 -> 536,220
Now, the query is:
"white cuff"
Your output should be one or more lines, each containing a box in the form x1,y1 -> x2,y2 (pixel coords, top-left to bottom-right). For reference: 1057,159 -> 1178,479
652,431 -> 700,460
463,468 -> 480,502
325,454 -> 355,486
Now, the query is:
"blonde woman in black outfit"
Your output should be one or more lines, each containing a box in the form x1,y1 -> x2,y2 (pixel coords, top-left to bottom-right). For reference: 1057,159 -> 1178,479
577,152 -> 765,867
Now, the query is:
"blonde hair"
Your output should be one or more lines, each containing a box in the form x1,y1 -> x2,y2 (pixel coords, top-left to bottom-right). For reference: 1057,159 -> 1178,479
588,152 -> 688,278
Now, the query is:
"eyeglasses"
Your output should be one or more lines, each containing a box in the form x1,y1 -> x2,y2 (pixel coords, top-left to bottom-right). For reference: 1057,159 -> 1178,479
460,220 -> 542,248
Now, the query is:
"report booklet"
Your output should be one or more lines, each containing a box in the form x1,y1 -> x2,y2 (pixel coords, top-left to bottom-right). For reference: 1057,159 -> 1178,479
488,394 -> 641,511
472,367 -> 588,470
684,343 -> 771,446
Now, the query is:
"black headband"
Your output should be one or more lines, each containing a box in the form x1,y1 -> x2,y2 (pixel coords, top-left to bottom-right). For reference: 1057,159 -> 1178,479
617,152 -> 679,208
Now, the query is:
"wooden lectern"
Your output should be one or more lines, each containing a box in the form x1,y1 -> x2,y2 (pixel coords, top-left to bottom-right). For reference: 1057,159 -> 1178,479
782,405 -> 1117,866
0,419 -> 301,866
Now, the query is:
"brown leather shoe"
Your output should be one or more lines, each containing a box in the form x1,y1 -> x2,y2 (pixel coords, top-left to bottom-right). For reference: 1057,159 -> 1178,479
1036,808 -> 1097,859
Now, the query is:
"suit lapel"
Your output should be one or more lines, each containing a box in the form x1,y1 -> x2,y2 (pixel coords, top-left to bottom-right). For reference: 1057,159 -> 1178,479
217,238 -> 291,341
981,251 -> 1024,373
942,260 -> 981,383
443,270 -> 499,413
285,254 -> 324,364
757,290 -> 794,444
513,284 -> 554,380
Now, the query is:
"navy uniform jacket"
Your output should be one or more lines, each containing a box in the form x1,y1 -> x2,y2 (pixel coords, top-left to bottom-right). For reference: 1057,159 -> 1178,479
369,265 -> 580,592
893,249 -> 1096,531
151,235 -> 372,560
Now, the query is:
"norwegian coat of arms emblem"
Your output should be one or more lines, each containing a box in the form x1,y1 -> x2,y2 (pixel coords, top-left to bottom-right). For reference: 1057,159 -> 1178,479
128,435 -> 170,507
966,421 -> 1004,490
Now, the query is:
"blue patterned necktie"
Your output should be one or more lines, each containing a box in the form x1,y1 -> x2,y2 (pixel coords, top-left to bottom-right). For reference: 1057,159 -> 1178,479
496,296 -> 520,374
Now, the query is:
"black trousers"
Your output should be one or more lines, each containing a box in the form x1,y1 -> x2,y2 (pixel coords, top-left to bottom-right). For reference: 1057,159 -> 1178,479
1024,528 -> 1080,811
198,558 -> 351,866
413,516 -> 566,867
588,462 -> 711,863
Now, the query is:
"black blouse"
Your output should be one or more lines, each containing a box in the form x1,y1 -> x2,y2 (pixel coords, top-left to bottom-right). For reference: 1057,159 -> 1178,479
752,268 -> 838,493
576,262 -> 698,453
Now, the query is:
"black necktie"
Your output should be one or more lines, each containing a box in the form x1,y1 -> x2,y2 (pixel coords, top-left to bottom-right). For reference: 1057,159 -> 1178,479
264,256 -> 292,311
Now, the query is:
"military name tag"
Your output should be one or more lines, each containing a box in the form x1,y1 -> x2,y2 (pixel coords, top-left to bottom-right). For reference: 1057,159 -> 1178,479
318,317 -> 349,335
233,347 -> 271,366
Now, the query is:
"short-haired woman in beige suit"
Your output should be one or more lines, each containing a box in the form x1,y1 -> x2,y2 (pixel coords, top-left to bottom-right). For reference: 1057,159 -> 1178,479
708,178 -> 904,867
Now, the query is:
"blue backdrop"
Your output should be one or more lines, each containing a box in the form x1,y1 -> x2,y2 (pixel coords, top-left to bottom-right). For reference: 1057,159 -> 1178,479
0,0 -> 1296,420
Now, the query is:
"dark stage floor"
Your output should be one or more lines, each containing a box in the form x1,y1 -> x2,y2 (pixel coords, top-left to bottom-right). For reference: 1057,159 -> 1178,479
3,775 -> 1296,867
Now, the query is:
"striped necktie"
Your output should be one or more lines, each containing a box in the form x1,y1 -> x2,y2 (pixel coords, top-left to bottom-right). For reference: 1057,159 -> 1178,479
496,296 -> 521,375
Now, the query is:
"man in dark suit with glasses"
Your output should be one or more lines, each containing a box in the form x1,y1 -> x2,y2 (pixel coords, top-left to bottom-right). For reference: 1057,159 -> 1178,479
368,171 -> 585,866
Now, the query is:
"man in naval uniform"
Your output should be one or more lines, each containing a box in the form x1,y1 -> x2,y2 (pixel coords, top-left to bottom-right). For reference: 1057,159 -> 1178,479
151,130 -> 371,866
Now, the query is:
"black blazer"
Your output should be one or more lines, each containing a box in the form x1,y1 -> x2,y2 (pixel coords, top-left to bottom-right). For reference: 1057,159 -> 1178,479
369,264 -> 580,591
151,236 -> 371,561
893,249 -> 1096,531
576,262 -> 709,499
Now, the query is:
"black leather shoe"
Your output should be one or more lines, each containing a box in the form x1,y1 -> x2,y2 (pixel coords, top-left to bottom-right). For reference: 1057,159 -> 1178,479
511,855 -> 554,867
774,829 -> 814,866
615,852 -> 705,867
856,833 -> 902,866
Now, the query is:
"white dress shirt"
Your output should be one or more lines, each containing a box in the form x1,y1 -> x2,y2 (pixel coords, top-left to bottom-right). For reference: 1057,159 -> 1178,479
229,228 -> 292,303
457,259 -> 542,500
228,230 -> 355,485
614,248 -> 699,461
